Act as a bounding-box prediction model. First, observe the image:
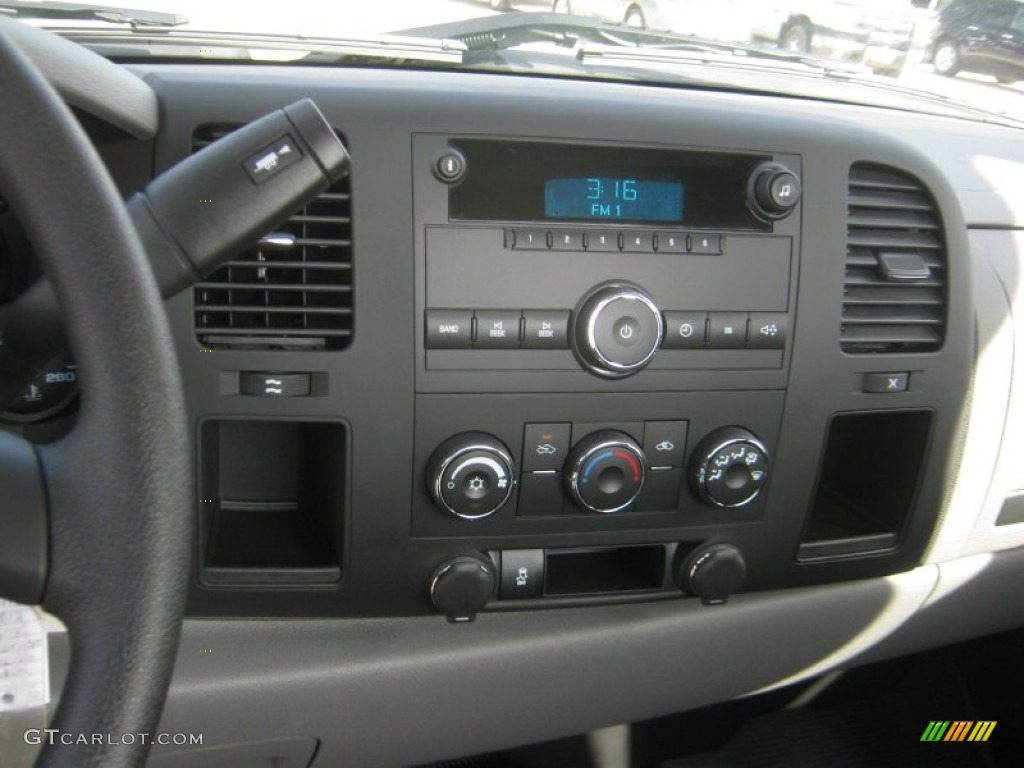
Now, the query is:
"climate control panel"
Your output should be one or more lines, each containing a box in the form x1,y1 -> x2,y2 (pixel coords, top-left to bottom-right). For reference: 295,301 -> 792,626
422,418 -> 773,530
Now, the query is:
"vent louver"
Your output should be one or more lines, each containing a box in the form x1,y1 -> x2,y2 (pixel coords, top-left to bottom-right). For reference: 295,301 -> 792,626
192,124 -> 353,350
842,163 -> 946,354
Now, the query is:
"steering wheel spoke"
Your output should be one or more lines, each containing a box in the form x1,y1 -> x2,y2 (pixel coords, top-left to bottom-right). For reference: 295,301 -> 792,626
0,20 -> 191,768
0,430 -> 47,605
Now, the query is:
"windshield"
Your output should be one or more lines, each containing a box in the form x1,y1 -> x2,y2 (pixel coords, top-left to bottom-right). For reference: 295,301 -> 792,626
8,0 -> 1024,125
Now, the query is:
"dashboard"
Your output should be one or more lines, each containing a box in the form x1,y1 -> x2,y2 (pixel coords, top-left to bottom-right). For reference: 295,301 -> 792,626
6,23 -> 1024,767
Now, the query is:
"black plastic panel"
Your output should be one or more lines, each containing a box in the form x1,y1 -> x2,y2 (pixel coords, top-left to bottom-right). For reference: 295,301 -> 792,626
124,66 -> 972,618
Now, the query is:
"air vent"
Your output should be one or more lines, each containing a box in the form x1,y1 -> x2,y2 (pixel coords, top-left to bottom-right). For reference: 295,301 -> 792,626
192,124 -> 353,350
842,163 -> 945,354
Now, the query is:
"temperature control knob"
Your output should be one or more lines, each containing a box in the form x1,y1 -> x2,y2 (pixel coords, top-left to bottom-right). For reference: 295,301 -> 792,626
427,433 -> 516,520
572,282 -> 663,378
692,427 -> 769,508
748,163 -> 801,219
565,430 -> 646,514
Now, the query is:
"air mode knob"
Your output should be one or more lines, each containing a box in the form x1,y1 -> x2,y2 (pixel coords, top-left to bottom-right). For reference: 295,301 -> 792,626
572,282 -> 663,378
565,430 -> 646,514
691,427 -> 770,508
748,163 -> 801,219
427,432 -> 516,520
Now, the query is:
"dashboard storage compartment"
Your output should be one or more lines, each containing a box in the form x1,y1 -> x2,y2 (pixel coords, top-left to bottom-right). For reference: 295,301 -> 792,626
199,419 -> 346,585
544,545 -> 667,596
798,410 -> 933,560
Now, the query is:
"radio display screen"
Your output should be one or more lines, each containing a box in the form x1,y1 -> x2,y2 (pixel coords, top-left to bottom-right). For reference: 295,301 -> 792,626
447,140 -> 771,231
544,177 -> 684,223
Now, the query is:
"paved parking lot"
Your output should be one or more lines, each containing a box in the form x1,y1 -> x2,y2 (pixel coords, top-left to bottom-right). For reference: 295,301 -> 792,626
51,0 -> 1024,124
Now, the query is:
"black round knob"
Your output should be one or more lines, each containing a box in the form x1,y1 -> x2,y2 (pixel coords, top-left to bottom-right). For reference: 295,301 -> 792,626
432,147 -> 467,184
429,554 -> 497,622
691,427 -> 769,508
679,544 -> 746,605
749,163 -> 801,219
572,282 -> 663,378
565,430 -> 646,514
427,432 -> 516,520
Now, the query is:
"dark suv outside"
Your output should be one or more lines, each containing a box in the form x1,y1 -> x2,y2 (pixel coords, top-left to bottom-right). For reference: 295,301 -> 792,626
932,0 -> 1024,82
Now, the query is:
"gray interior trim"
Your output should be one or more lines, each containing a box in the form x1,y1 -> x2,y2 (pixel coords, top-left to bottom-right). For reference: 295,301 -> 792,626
855,546 -> 1024,667
150,580 -> 893,767
0,17 -> 157,139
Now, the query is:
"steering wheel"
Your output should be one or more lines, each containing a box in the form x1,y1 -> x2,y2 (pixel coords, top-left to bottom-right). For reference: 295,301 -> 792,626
0,28 -> 190,768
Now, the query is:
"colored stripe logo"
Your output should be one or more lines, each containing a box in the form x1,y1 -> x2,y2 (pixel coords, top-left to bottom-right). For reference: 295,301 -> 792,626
921,721 -> 996,742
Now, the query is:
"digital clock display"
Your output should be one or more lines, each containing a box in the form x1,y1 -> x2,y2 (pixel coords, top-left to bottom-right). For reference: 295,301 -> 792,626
544,177 -> 684,222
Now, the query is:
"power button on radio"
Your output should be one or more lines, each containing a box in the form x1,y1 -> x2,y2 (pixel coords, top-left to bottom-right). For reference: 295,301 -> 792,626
573,283 -> 663,378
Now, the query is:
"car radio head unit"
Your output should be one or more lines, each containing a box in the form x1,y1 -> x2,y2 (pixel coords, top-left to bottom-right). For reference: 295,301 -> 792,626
446,140 -> 775,230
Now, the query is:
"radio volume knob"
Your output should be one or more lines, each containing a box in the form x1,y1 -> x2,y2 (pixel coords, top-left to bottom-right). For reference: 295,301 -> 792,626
572,282 -> 663,378
565,430 -> 646,514
749,164 -> 801,219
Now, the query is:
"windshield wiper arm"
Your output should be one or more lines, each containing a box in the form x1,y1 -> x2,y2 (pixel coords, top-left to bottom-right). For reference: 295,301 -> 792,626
0,0 -> 186,28
400,11 -> 860,74
56,27 -> 468,65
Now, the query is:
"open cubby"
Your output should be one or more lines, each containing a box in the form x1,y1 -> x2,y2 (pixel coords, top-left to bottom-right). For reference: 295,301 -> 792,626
199,419 -> 346,585
798,410 -> 933,561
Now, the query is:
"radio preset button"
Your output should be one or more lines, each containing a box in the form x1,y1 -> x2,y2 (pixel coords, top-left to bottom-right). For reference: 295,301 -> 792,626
551,230 -> 584,251
656,232 -> 688,253
662,311 -> 707,349
475,311 -> 521,348
622,231 -> 655,252
510,228 -> 550,250
707,312 -> 748,349
586,230 -> 620,251
425,309 -> 473,349
689,234 -> 722,254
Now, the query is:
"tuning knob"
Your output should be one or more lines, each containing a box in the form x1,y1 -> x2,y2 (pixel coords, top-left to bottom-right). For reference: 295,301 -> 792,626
678,544 -> 747,605
748,163 -> 801,220
426,433 -> 516,520
429,554 -> 497,622
571,282 -> 663,378
691,427 -> 770,508
565,430 -> 646,514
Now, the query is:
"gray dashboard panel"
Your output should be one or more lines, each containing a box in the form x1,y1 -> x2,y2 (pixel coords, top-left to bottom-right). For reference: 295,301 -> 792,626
153,580 -> 892,767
